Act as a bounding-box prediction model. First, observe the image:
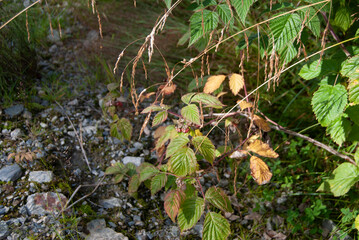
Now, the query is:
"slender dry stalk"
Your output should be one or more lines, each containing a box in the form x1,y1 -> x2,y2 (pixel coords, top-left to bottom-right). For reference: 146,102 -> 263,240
26,10 -> 30,42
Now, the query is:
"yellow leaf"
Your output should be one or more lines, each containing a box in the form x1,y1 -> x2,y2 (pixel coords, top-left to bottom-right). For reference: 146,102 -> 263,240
247,140 -> 279,158
253,115 -> 271,132
250,156 -> 272,185
355,214 -> 359,230
237,100 -> 253,110
216,91 -> 227,98
204,75 -> 226,94
195,129 -> 203,136
228,73 -> 244,95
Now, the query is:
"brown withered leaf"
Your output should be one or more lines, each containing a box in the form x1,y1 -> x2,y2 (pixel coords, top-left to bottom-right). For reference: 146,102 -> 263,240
237,100 -> 253,110
159,83 -> 177,96
247,140 -> 279,158
253,115 -> 271,132
139,92 -> 155,102
203,75 -> 226,94
250,156 -> 272,185
228,73 -> 244,95
216,91 -> 227,98
154,126 -> 167,140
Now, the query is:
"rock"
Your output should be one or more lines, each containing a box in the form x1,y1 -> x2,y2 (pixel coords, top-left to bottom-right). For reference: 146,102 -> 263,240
0,164 -> 22,182
26,192 -> 68,216
122,156 -> 144,167
10,128 -> 22,140
87,219 -> 128,240
4,104 -> 24,117
136,229 -> 147,240
84,30 -> 99,49
193,223 -> 203,238
133,142 -> 144,150
28,171 -> 53,183
68,99 -> 79,106
40,122 -> 48,128
0,221 -> 9,239
83,126 -> 97,136
49,44 -> 58,53
22,110 -> 32,119
99,197 -> 122,209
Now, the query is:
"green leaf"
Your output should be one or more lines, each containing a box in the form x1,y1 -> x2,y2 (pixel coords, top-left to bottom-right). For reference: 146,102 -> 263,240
349,81 -> 359,104
181,104 -> 201,125
231,0 -> 256,23
151,173 -> 167,195
299,7 -> 321,37
203,212 -> 231,240
114,174 -> 125,183
205,187 -> 233,213
164,190 -> 186,223
191,93 -> 224,108
355,149 -> 359,166
278,42 -> 298,63
355,214 -> 359,231
164,0 -> 172,9
217,4 -> 234,27
311,84 -> 348,127
168,147 -> 197,177
118,118 -> 132,141
182,93 -> 197,104
156,125 -> 178,150
126,163 -> 137,177
333,7 -> 352,33
140,166 -> 160,182
189,10 -> 219,46
346,105 -> 359,126
165,174 -> 177,190
152,111 -> 168,127
299,59 -> 340,80
348,124 -> 359,142
326,116 -> 351,146
110,122 -> 123,141
178,197 -> 205,231
166,133 -> 190,158
192,136 -> 216,164
128,174 -> 141,196
105,162 -> 126,175
318,163 -> 359,197
107,82 -> 119,92
341,55 -> 359,80
270,13 -> 302,51
142,104 -> 171,113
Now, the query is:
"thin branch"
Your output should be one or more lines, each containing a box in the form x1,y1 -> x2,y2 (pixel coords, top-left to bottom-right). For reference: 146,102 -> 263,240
0,0 -> 41,30
55,101 -> 92,171
205,111 -> 356,165
320,11 -> 351,58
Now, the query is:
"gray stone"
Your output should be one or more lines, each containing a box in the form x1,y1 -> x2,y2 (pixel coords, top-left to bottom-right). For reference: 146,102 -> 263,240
193,223 -> 203,238
10,128 -> 22,140
28,171 -> 53,183
22,110 -> 32,119
0,221 -> 9,239
122,156 -> 144,167
0,164 -> 22,182
133,142 -> 144,150
87,219 -> 128,240
68,99 -> 79,106
99,197 -> 122,209
47,29 -> 60,42
40,122 -> 48,128
26,192 -> 68,216
4,105 -> 24,117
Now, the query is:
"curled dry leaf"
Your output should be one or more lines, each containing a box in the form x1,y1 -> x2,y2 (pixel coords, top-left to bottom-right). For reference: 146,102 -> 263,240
203,75 -> 226,94
237,100 -> 253,110
216,91 -> 227,98
250,156 -> 273,185
253,115 -> 271,132
247,140 -> 279,158
229,150 -> 248,159
159,83 -> 177,96
139,92 -> 156,102
228,73 -> 244,95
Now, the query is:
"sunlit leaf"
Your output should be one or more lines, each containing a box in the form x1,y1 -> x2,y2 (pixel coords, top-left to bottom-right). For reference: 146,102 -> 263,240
253,115 -> 271,132
349,80 -> 359,104
118,118 -> 132,141
250,156 -> 273,185
326,115 -> 351,146
231,0 -> 256,22
299,7 -> 321,37
355,214 -> 359,231
151,173 -> 167,195
299,59 -> 339,80
203,212 -> 231,240
191,93 -> 224,108
270,13 -> 301,51
247,140 -> 279,158
142,104 -> 171,114
164,190 -> 186,223
238,100 -> 253,110
166,133 -> 190,159
168,147 -> 197,177
178,197 -> 205,231
156,125 -> 178,150
311,84 -> 348,127
152,111 -> 168,127
217,4 -> 234,27
204,75 -> 226,94
190,10 -> 219,46
317,163 -> 359,197
341,55 -> 359,80
181,104 -> 201,125
205,187 -> 233,213
333,7 -> 352,33
192,136 -> 216,164
139,166 -> 159,182
228,73 -> 244,95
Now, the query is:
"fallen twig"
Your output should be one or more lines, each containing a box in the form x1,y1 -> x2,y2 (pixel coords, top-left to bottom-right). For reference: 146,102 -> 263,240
55,101 -> 92,171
